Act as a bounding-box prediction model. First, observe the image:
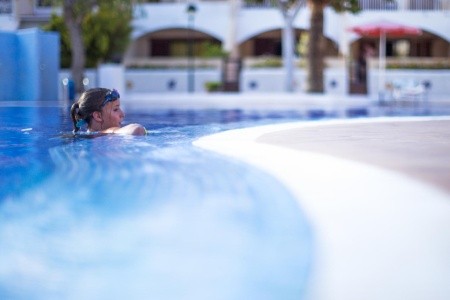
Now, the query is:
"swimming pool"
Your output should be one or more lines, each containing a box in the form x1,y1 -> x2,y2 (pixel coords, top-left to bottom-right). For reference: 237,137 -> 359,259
0,104 -> 314,299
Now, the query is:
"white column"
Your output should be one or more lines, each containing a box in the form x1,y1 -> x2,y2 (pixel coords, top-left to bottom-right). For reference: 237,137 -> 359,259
338,12 -> 349,57
378,31 -> 386,95
282,16 -> 295,92
225,0 -> 240,59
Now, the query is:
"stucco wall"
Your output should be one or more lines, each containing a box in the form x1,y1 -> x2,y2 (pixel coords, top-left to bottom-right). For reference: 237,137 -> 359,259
59,68 -> 449,101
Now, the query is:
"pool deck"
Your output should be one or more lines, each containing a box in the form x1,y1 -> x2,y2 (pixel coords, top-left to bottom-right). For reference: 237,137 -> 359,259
194,115 -> 450,300
257,117 -> 450,193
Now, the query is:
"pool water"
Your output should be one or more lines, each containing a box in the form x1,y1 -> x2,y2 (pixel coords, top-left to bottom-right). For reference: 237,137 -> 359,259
0,105 -> 313,299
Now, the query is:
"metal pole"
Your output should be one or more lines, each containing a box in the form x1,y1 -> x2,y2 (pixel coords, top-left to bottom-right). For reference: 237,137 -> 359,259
186,5 -> 197,93
379,30 -> 386,96
188,16 -> 195,92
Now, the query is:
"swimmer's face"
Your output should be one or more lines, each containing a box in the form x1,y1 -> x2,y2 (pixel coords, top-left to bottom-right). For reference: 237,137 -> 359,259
100,99 -> 124,129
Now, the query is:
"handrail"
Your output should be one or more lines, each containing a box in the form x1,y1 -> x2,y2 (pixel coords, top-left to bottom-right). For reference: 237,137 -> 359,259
358,0 -> 448,11
30,0 -> 450,12
8,0 -> 450,16
241,0 -> 450,11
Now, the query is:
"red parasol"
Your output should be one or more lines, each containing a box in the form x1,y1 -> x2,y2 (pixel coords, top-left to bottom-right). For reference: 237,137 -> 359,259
348,20 -> 422,96
349,20 -> 422,38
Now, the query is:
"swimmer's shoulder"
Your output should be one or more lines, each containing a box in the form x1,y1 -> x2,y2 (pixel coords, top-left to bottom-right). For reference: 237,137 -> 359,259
110,124 -> 147,136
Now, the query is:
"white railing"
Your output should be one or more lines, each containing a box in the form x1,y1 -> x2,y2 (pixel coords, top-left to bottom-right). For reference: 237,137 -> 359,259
23,0 -> 450,14
359,0 -> 449,11
240,0 -> 450,11
0,0 -> 12,14
243,0 -> 308,9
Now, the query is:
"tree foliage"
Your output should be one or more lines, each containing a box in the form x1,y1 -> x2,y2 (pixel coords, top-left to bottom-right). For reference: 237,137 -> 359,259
43,3 -> 132,68
329,0 -> 361,13
42,0 -> 135,94
43,14 -> 72,68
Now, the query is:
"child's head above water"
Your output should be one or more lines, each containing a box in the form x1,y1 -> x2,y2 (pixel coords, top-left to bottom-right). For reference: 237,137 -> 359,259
70,88 -> 146,136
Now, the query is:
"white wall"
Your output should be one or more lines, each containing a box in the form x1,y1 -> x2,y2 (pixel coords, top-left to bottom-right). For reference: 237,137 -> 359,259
59,68 -> 450,100
125,69 -> 222,94
368,69 -> 450,100
241,68 -> 348,95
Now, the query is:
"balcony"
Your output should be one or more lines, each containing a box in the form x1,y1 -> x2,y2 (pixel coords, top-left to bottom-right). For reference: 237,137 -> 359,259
140,0 -> 450,11
0,0 -> 12,14
240,0 -> 450,11
358,0 -> 449,10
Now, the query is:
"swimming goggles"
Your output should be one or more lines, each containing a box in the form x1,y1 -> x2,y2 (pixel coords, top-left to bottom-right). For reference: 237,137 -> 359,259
101,89 -> 120,107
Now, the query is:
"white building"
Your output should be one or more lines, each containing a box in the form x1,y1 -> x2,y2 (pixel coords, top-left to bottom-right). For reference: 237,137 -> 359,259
2,0 -> 450,97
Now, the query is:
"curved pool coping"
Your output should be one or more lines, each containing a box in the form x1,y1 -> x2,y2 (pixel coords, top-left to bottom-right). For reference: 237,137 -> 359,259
194,116 -> 450,300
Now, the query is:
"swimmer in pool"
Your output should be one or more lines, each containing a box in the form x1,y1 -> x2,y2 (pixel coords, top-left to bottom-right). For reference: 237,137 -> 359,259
70,88 -> 146,136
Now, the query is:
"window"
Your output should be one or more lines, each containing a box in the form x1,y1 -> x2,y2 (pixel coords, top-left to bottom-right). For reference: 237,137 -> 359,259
37,0 -> 57,7
358,0 -> 398,10
410,40 -> 432,57
0,0 -> 12,14
151,40 -> 171,57
254,38 -> 281,56
409,0 -> 439,10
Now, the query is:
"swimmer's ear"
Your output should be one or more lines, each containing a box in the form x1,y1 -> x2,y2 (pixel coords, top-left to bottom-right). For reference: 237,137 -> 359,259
92,111 -> 103,122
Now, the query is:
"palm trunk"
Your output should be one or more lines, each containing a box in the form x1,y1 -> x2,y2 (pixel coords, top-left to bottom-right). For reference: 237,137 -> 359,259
63,0 -> 86,95
307,3 -> 324,93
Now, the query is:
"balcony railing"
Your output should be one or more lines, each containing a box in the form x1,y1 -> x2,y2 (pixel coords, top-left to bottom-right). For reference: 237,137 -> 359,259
241,0 -> 450,11
0,0 -> 12,14
358,0 -> 448,10
4,0 -> 449,16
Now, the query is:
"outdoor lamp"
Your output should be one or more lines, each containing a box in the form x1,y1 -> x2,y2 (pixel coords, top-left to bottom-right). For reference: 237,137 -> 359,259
186,3 -> 197,15
186,3 -> 197,93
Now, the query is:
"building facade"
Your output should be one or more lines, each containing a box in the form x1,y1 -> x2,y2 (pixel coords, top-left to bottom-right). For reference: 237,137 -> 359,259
1,0 -> 449,96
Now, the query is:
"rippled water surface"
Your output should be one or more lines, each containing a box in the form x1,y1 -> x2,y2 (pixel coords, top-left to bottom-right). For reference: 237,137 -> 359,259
0,105 -> 313,299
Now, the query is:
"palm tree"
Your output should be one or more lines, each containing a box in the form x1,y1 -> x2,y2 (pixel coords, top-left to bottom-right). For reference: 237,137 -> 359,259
277,0 -> 359,93
306,0 -> 359,93
62,0 -> 136,95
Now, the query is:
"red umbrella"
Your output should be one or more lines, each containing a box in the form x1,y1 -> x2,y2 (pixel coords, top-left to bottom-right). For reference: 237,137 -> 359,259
349,20 -> 422,37
348,20 -> 422,96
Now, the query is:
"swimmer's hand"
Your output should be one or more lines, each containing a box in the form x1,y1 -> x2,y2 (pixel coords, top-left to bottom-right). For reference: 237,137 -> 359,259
103,124 -> 147,136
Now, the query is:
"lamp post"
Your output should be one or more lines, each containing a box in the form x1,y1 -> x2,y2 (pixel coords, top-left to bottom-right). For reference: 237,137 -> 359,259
186,3 -> 197,93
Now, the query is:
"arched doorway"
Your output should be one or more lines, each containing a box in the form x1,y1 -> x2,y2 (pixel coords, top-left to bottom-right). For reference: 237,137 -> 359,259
239,29 -> 303,58
349,29 -> 449,94
124,28 -> 222,67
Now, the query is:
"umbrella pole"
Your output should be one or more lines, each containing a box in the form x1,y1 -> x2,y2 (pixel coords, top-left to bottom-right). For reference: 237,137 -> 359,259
379,31 -> 386,99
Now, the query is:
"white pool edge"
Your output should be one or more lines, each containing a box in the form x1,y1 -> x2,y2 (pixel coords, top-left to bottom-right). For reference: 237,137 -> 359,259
193,116 -> 450,300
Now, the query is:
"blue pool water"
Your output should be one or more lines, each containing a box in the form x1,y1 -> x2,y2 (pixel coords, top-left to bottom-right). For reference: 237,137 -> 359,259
0,104 -> 314,299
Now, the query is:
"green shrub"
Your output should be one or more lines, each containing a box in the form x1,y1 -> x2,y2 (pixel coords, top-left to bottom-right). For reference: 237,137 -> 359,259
250,57 -> 282,68
387,61 -> 450,69
204,81 -> 222,92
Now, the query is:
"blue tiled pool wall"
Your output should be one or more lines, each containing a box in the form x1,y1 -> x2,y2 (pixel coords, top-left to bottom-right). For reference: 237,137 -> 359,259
0,29 -> 59,101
